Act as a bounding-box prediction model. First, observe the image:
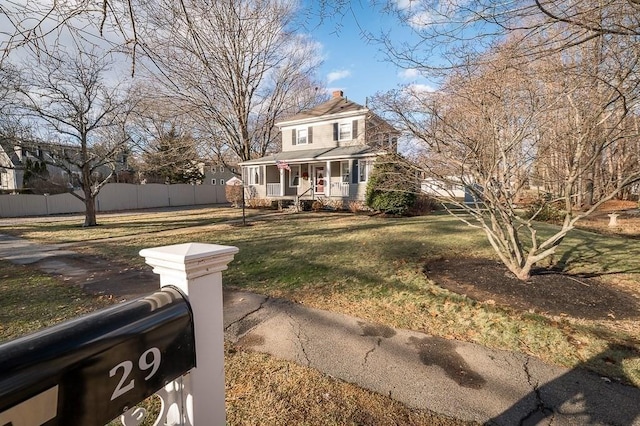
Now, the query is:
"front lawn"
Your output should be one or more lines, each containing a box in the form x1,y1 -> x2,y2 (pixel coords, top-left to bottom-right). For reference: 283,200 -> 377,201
2,208 -> 639,386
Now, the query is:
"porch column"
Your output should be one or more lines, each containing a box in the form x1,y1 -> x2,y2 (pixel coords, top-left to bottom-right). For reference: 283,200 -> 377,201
279,168 -> 285,196
326,160 -> 331,197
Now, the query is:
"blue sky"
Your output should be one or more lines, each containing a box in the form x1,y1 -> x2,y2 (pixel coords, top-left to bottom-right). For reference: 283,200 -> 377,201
0,1 -> 435,106
301,1 -> 435,105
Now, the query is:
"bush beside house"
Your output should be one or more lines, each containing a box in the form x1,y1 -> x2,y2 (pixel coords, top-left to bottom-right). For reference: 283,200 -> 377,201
365,154 -> 418,215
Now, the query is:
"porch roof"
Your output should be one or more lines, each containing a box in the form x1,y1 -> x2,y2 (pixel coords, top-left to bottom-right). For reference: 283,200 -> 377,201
239,145 -> 382,166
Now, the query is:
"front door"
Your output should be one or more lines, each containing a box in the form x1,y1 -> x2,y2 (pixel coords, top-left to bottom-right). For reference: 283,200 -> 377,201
314,166 -> 325,195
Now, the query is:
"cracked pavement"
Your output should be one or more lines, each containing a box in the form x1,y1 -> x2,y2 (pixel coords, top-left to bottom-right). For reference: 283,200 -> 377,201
223,290 -> 640,425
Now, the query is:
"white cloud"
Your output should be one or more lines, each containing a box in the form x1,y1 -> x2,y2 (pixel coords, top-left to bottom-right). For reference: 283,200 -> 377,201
398,68 -> 420,79
392,0 -> 436,28
408,10 -> 435,28
407,83 -> 436,94
394,0 -> 414,11
327,69 -> 351,84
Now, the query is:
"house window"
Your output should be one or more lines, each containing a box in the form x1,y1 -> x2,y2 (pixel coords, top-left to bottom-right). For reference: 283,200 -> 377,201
339,122 -> 351,140
248,166 -> 262,185
341,161 -> 350,183
219,165 -> 224,172
211,179 -> 216,185
380,134 -> 398,150
289,165 -> 301,187
0,168 -> 7,189
220,179 -> 225,185
297,128 -> 308,145
358,160 -> 372,183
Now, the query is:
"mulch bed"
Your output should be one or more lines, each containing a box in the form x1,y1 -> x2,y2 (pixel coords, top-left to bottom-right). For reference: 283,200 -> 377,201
424,258 -> 640,320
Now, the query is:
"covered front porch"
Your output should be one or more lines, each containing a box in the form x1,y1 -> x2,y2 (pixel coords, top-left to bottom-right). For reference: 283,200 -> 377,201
240,146 -> 378,202
265,160 -> 352,199
244,159 -> 370,201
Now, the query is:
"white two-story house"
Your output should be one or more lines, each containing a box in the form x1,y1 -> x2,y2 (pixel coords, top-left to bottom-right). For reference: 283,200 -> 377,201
239,91 -> 399,202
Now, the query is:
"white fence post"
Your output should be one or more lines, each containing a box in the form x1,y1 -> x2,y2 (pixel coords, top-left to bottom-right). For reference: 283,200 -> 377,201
139,243 -> 239,426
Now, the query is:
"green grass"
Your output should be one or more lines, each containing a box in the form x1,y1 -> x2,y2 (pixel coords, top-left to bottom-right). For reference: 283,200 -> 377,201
0,261 -> 115,342
2,208 -> 640,387
0,206 -> 263,243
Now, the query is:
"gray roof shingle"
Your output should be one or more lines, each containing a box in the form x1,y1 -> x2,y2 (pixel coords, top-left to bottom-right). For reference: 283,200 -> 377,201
278,96 -> 366,124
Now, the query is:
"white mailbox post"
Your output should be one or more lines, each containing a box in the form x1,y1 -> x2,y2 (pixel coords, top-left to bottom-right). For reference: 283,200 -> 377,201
140,243 -> 239,426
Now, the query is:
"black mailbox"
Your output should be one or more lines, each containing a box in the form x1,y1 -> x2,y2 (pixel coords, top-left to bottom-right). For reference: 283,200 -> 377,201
0,286 -> 195,426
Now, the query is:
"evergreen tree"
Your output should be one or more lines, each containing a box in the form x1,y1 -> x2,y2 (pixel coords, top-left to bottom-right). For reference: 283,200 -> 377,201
141,127 -> 204,184
365,154 -> 418,216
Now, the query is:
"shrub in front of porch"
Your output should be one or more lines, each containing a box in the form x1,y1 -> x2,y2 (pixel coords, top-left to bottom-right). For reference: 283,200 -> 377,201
225,184 -> 243,208
365,154 -> 418,216
246,198 -> 274,208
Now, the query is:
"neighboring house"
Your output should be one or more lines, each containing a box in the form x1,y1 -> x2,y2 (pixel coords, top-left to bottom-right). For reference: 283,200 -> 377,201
421,178 -> 467,200
239,91 -> 399,202
0,140 -> 127,192
0,141 -> 76,192
421,176 -> 483,205
0,142 -> 22,191
203,163 -> 239,187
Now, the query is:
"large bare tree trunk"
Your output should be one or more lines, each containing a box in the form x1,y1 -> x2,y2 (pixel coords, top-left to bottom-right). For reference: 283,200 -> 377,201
83,191 -> 97,227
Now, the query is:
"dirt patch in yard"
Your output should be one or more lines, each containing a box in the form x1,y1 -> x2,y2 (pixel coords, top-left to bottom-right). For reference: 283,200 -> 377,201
34,254 -> 158,300
424,258 -> 640,320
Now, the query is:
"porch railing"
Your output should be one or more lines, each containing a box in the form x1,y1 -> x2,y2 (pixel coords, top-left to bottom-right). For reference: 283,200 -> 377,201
266,183 -> 282,197
331,182 -> 350,197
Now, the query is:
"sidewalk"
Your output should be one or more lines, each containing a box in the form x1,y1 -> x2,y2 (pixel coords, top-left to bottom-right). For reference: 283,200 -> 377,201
2,233 -> 640,425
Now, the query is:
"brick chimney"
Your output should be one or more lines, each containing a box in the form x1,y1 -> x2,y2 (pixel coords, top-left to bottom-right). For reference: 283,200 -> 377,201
332,90 -> 344,98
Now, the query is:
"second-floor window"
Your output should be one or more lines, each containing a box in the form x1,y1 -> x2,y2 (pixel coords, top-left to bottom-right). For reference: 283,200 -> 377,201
334,120 -> 358,142
339,122 -> 351,140
380,133 -> 398,150
297,128 -> 308,145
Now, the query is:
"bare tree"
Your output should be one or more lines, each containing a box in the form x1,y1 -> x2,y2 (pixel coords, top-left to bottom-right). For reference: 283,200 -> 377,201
132,0 -> 325,163
374,37 -> 640,280
0,63 -> 26,144
375,0 -> 640,72
15,50 -> 134,226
